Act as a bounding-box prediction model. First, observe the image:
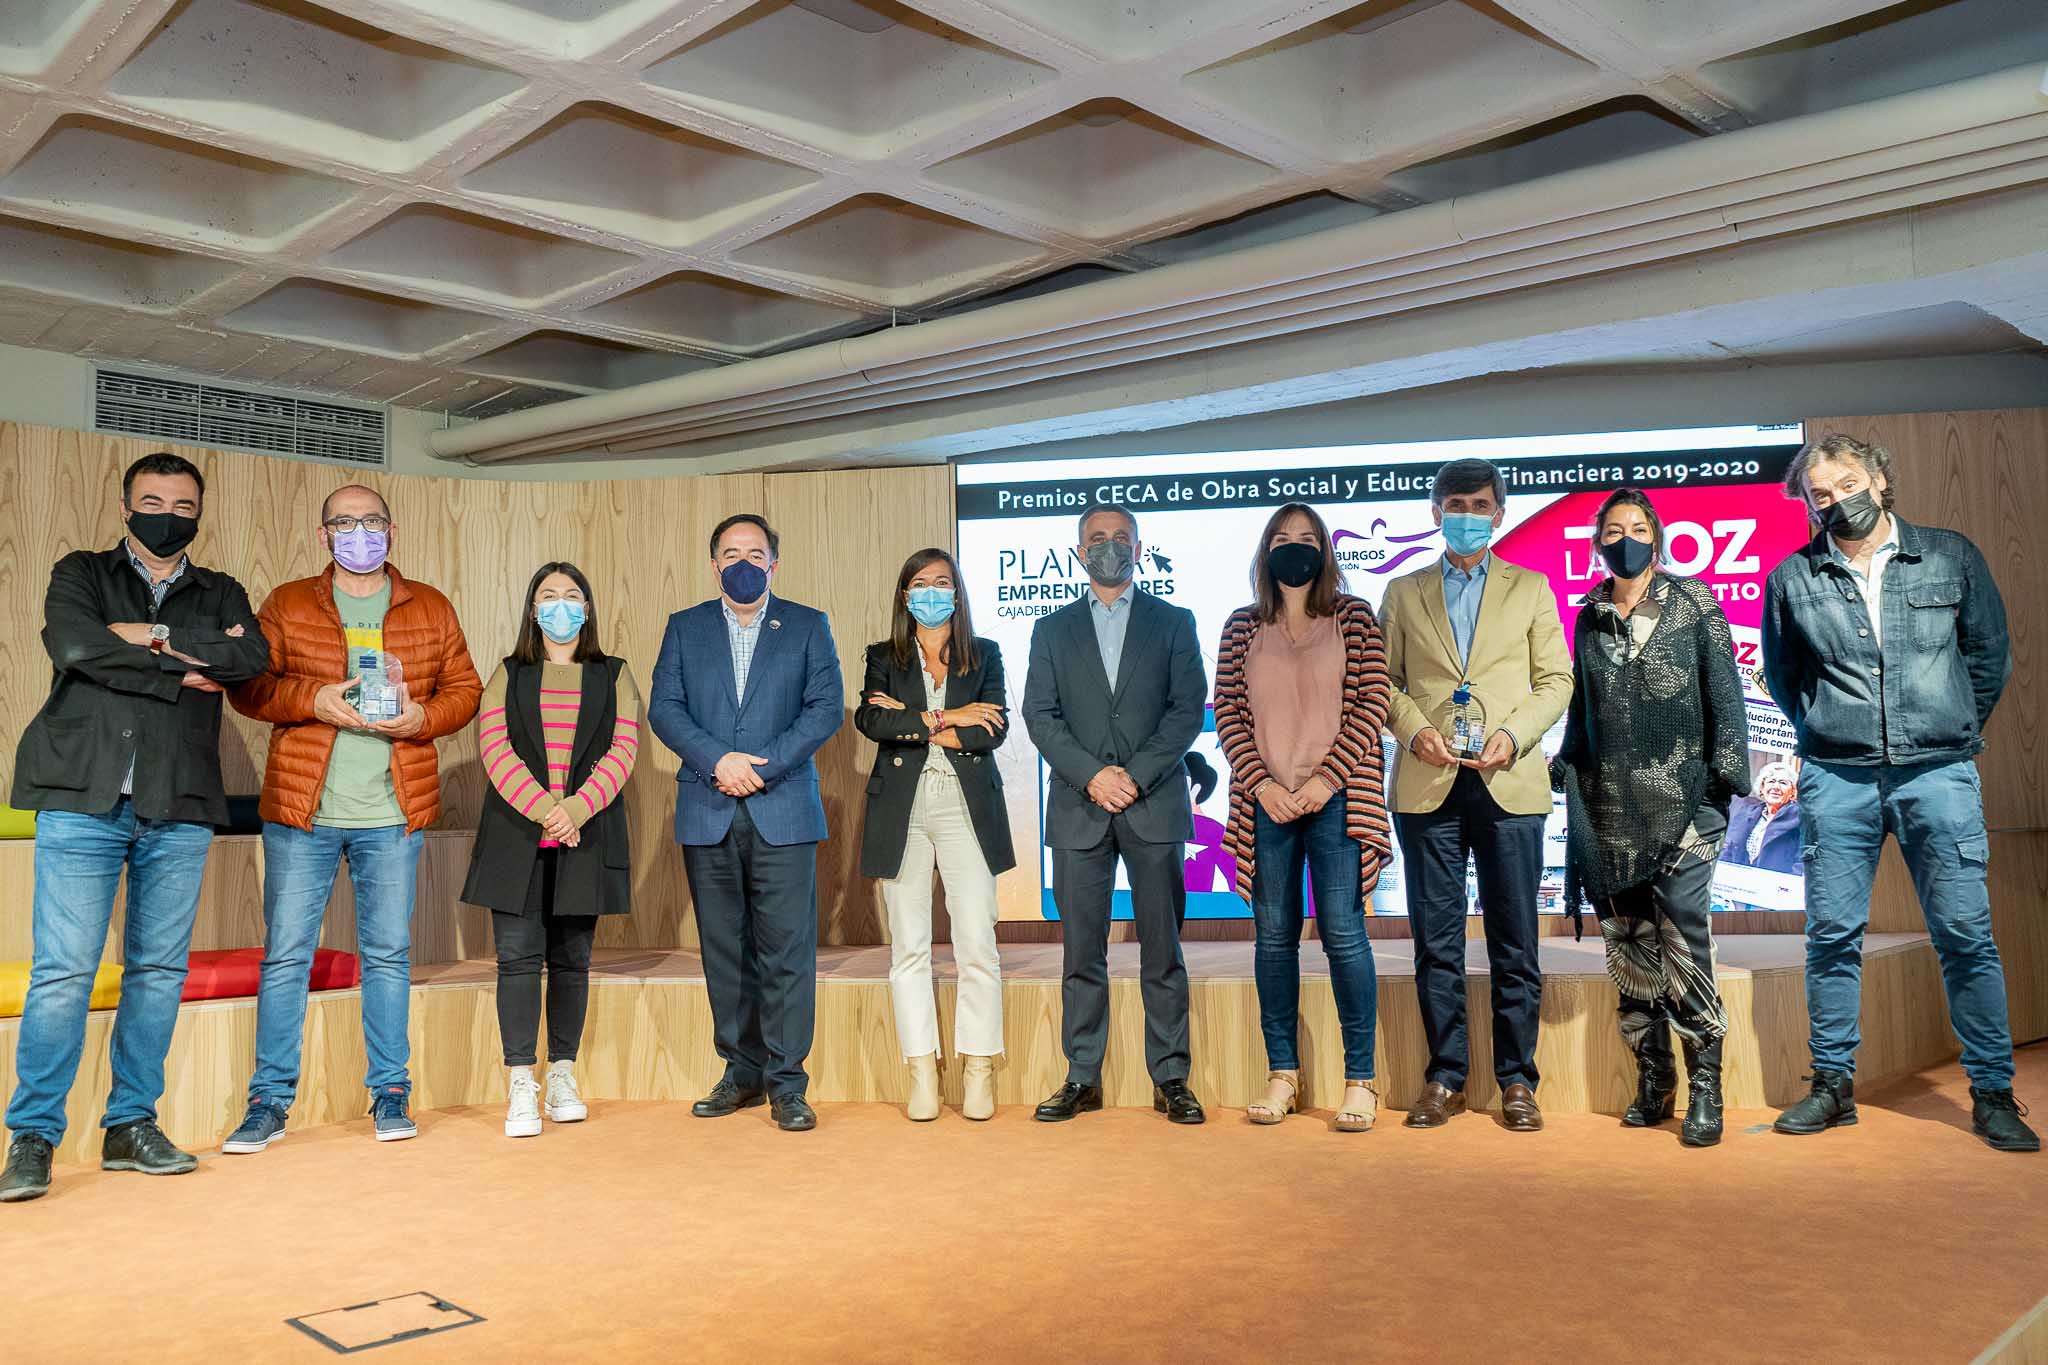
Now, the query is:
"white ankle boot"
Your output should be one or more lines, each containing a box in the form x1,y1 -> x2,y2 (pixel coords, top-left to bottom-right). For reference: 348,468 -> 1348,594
505,1067 -> 541,1138
962,1056 -> 996,1122
544,1060 -> 587,1123
907,1053 -> 940,1122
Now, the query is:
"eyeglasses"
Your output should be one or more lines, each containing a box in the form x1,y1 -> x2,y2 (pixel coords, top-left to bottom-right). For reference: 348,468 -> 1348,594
324,516 -> 392,533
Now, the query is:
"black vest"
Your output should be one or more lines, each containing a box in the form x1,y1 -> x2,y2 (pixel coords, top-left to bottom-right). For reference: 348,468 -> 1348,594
461,656 -> 632,917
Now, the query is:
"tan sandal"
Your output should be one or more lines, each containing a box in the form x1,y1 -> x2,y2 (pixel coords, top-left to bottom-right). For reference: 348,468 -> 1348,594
1247,1070 -> 1299,1125
1335,1079 -> 1378,1133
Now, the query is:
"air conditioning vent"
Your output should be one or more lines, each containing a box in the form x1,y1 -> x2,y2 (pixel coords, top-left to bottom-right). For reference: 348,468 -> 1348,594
93,368 -> 388,467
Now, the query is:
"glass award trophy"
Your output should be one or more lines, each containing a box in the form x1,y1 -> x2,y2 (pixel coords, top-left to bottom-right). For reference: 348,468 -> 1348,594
355,650 -> 407,722
1445,683 -> 1486,761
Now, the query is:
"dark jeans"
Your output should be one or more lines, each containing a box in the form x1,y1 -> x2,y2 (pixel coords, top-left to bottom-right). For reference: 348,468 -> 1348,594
493,850 -> 598,1068
1395,766 -> 1545,1092
1251,795 -> 1378,1079
1051,814 -> 1191,1087
680,802 -> 819,1099
1800,757 -> 2013,1087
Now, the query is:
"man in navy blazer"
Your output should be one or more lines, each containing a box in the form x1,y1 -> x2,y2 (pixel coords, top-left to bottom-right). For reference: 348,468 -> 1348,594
649,513 -> 842,1132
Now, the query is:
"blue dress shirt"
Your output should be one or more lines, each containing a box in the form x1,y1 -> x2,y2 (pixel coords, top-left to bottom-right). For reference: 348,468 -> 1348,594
1440,553 -> 1490,670
1088,587 -> 1133,686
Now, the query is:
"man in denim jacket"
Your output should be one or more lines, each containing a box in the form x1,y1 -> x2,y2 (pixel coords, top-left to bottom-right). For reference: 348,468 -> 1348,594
1762,433 -> 2034,1151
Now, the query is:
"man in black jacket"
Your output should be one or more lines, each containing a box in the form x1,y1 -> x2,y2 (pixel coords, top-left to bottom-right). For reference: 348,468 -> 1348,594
1,453 -> 271,1202
1763,433 -> 2035,1152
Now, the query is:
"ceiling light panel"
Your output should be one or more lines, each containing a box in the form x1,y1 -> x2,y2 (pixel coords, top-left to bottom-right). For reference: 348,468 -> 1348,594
927,100 -> 1290,240
458,103 -> 821,250
731,194 -> 1049,309
641,0 -> 1054,159
0,117 -> 359,252
103,0 -> 530,174
321,203 -> 639,307
579,271 -> 871,352
1187,1 -> 1609,164
218,278 -> 503,359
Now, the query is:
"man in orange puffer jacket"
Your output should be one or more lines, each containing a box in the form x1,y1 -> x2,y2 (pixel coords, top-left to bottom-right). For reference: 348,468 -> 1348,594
222,484 -> 481,1150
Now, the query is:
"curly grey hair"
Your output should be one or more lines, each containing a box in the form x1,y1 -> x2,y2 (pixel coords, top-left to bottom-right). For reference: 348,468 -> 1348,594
1783,433 -> 1896,511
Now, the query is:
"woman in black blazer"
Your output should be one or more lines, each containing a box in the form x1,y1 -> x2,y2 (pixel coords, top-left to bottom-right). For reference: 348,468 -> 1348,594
855,547 -> 1014,1123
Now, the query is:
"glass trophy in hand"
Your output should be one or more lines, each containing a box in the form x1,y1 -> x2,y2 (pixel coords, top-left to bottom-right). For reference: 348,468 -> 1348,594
1445,683 -> 1486,762
355,649 -> 408,723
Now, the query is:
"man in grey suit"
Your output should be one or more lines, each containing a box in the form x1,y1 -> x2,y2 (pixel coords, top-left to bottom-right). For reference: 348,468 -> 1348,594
1023,504 -> 1209,1124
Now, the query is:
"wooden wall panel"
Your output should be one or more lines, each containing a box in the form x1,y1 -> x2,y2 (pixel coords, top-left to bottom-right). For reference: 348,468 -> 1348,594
760,465 -> 957,947
0,422 -> 949,964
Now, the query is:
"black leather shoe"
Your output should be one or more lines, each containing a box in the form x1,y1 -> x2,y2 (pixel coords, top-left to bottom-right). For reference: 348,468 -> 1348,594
1680,1036 -> 1725,1148
770,1094 -> 817,1132
1153,1080 -> 1206,1125
100,1119 -> 198,1176
1033,1082 -> 1103,1122
692,1079 -> 767,1119
1971,1088 -> 2040,1152
1623,1028 -> 1678,1128
1,1134 -> 54,1203
1774,1071 -> 1856,1134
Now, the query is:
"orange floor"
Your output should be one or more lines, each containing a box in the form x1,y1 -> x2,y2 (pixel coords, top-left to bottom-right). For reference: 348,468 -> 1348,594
3,1047 -> 2043,1363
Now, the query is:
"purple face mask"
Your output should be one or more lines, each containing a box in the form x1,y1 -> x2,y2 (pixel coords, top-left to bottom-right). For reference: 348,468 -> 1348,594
331,526 -> 389,574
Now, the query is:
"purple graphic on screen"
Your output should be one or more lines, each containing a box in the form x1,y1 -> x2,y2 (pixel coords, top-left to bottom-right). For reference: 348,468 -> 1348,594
1183,811 -> 1234,893
1331,519 -> 1441,577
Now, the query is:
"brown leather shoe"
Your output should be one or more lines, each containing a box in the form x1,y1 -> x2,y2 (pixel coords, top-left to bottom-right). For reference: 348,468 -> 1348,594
1403,1081 -> 1467,1128
1500,1083 -> 1544,1132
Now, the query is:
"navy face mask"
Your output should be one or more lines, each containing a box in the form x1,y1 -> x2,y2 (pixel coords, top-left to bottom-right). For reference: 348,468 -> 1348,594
1599,535 -> 1655,580
720,559 -> 769,605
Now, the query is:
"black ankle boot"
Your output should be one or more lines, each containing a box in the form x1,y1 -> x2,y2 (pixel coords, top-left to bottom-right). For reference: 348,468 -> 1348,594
1681,1036 -> 1724,1148
1774,1070 -> 1856,1134
1622,1028 -> 1678,1127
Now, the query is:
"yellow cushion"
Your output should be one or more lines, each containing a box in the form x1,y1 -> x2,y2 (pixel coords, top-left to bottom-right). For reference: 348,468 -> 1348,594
0,804 -> 34,839
0,961 -> 123,1017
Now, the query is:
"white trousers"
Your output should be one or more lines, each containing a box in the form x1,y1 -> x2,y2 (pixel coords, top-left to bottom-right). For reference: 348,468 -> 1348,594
880,768 -> 1003,1059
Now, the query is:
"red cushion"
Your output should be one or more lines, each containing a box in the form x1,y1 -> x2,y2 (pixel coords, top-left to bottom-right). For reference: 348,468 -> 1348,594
182,948 -> 360,1002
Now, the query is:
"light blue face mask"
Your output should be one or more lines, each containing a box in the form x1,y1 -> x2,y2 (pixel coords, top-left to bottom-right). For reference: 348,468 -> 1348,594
535,599 -> 587,644
906,586 -> 956,628
1440,512 -> 1496,557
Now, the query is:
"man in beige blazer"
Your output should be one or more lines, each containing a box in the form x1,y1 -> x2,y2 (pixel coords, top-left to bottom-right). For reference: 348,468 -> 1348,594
1381,458 -> 1573,1132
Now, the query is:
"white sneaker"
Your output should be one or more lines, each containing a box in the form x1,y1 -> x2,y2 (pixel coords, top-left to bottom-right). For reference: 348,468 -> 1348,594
505,1068 -> 541,1139
545,1061 -> 587,1123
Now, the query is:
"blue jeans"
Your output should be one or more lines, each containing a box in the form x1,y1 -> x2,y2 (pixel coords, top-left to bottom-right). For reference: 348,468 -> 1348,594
1800,758 -> 2013,1087
1250,795 -> 1379,1079
251,822 -> 423,1107
5,802 -> 212,1145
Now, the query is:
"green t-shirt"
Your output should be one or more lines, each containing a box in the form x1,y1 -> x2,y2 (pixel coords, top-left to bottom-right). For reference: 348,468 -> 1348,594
315,580 -> 404,829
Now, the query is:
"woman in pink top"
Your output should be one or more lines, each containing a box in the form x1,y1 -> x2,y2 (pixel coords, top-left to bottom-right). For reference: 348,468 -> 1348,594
1213,504 -> 1393,1132
462,562 -> 641,1138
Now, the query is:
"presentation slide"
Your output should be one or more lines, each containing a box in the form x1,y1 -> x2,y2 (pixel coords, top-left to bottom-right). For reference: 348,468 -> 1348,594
954,425 -> 1813,921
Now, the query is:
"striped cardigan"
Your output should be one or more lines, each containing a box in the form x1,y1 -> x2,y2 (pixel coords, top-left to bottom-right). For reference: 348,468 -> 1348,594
1212,595 -> 1393,906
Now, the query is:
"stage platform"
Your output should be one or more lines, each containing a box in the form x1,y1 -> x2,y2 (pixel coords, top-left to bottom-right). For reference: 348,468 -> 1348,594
1,933 -> 1958,1166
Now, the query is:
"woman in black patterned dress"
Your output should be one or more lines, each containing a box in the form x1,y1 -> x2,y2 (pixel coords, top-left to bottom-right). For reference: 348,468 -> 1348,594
1556,488 -> 1751,1147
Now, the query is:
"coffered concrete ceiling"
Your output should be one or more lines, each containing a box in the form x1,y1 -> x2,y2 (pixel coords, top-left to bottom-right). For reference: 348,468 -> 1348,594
0,0 -> 2042,432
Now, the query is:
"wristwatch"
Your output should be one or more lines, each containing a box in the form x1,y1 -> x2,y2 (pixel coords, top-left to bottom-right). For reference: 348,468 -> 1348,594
147,623 -> 170,654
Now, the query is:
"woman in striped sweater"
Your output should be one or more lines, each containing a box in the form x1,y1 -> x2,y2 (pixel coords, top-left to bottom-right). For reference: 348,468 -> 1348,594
461,562 -> 641,1138
1213,503 -> 1393,1132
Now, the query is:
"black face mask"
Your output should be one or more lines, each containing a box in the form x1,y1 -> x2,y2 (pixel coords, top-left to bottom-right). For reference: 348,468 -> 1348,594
1598,535 -> 1655,580
126,510 -> 198,559
1821,488 -> 1883,541
1269,542 -> 1324,589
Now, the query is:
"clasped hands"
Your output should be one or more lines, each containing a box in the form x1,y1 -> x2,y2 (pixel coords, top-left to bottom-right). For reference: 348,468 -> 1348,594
1254,774 -> 1337,824
539,803 -> 582,848
1410,727 -> 1515,774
